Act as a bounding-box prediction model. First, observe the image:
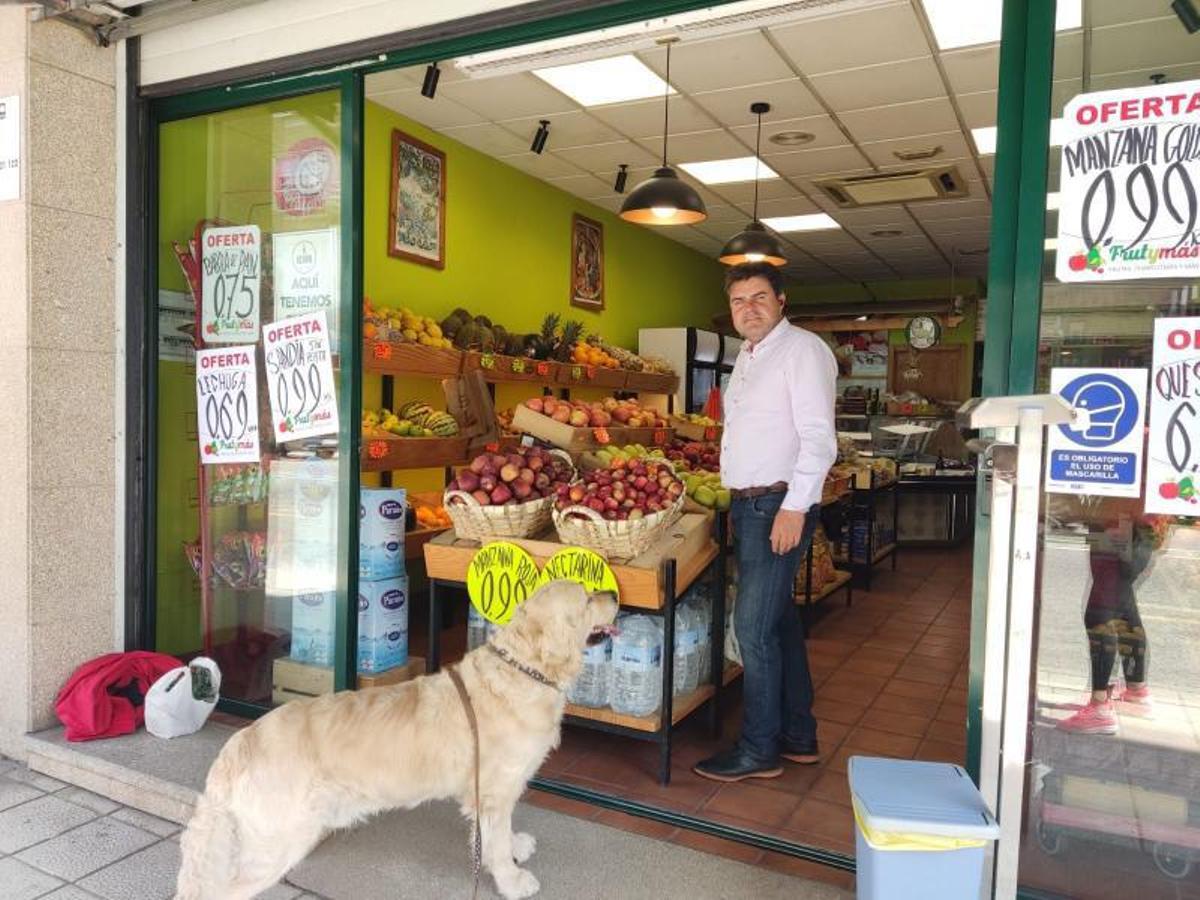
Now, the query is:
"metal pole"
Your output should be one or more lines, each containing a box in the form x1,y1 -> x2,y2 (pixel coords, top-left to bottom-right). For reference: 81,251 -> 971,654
993,409 -> 1045,900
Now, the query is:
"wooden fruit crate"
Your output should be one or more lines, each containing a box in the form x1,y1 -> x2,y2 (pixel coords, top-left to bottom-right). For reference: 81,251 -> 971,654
671,418 -> 722,442
363,339 -> 463,377
361,435 -> 471,471
608,425 -> 674,448
623,371 -> 680,394
271,656 -> 426,705
555,362 -> 628,390
463,351 -> 559,384
510,404 -> 599,451
423,512 -> 716,609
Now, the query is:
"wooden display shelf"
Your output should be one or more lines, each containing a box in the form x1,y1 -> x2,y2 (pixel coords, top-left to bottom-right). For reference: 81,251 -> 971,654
272,656 -> 425,705
463,351 -> 559,384
406,490 -> 451,559
423,512 -> 717,609
624,371 -> 680,394
799,569 -> 852,605
363,339 -> 463,377
565,684 -> 715,733
555,362 -> 628,390
361,435 -> 470,472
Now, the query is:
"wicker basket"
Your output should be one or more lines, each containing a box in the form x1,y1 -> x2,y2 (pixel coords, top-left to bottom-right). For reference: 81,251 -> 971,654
552,491 -> 685,559
444,449 -> 574,541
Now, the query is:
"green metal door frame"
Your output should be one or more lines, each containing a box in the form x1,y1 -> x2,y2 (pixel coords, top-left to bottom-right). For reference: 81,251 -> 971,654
137,0 -> 1060,881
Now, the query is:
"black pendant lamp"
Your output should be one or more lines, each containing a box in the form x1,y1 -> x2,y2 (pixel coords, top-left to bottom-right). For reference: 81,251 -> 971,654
619,39 -> 707,226
720,102 -> 787,266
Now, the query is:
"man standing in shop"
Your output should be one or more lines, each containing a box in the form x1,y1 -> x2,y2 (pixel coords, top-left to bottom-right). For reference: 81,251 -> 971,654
694,262 -> 837,783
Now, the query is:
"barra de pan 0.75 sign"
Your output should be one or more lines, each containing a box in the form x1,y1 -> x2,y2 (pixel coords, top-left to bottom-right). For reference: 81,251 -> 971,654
1055,80 -> 1200,282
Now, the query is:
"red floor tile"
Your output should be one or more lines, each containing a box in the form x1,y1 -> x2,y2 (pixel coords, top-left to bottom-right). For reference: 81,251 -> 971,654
843,727 -> 921,758
925,718 -> 968,743
786,797 -> 857,846
703,782 -> 803,827
812,698 -> 868,726
807,770 -> 852,806
858,708 -> 933,738
882,678 -> 948,701
593,808 -> 679,840
672,828 -> 765,865
872,693 -> 939,717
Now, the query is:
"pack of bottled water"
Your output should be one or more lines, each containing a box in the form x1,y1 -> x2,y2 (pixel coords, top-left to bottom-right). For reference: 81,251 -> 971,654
672,606 -> 701,697
568,635 -> 611,708
609,615 -> 663,717
467,604 -> 499,651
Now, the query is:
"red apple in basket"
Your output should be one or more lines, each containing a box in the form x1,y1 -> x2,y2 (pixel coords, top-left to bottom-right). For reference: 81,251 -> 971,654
457,471 -> 480,493
551,406 -> 571,423
524,397 -> 544,413
541,398 -> 558,416
471,490 -> 491,506
491,484 -> 513,504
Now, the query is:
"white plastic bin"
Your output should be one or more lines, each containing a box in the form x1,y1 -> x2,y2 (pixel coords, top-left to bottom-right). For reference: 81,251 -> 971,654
848,756 -> 1000,900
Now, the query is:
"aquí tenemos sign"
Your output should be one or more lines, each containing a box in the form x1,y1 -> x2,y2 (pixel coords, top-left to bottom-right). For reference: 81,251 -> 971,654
1055,80 -> 1200,282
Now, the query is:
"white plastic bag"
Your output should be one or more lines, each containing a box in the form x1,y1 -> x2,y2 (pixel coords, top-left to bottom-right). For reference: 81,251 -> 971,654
145,658 -> 221,739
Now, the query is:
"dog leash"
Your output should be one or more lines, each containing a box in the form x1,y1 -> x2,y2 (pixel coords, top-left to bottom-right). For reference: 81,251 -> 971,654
447,665 -> 482,900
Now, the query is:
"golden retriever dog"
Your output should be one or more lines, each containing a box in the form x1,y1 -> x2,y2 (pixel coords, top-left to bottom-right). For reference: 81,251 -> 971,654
175,580 -> 619,900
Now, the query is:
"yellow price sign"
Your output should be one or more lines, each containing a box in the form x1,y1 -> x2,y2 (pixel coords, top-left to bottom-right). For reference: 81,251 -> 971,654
467,542 -> 541,625
537,546 -> 620,602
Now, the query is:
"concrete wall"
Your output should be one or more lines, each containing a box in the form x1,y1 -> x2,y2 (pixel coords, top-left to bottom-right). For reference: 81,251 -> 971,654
0,10 -> 119,758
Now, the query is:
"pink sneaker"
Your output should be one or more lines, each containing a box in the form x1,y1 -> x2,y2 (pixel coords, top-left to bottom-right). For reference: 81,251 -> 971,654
1057,701 -> 1118,735
1115,684 -> 1154,716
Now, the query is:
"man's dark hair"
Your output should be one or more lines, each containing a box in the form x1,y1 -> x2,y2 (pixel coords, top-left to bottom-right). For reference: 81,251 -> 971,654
724,262 -> 786,298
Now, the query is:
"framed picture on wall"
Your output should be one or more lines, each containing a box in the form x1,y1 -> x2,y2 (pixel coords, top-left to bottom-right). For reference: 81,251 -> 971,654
570,213 -> 604,311
388,129 -> 446,269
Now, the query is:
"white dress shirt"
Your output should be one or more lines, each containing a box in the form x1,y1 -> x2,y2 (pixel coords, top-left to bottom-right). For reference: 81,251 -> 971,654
720,318 -> 838,511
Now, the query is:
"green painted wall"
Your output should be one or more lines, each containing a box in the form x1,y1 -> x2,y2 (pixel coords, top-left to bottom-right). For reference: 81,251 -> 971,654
363,101 -> 727,348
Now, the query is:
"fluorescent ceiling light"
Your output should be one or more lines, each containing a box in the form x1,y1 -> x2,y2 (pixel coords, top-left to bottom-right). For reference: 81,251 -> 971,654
762,213 -> 840,232
678,156 -> 779,186
1046,192 -> 1060,211
921,0 -> 1081,50
1044,238 -> 1058,251
533,55 -> 672,107
971,119 -> 1066,155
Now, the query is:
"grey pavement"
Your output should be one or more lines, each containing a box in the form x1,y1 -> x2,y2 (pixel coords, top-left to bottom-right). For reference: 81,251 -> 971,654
0,754 -> 850,899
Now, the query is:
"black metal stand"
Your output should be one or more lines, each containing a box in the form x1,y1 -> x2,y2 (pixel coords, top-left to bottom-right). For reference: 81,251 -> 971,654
838,474 -> 900,590
423,515 -> 730,786
798,496 -> 853,628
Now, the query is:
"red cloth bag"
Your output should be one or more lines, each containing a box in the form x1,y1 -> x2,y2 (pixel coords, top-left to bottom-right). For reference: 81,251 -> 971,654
55,651 -> 182,742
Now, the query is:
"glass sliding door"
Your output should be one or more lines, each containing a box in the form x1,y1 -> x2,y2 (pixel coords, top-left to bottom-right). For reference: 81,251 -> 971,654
153,87 -> 359,710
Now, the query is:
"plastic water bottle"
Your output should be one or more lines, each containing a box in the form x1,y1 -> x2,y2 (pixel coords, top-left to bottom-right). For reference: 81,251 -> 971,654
568,637 -> 611,708
467,605 -> 491,651
673,607 -> 700,697
609,615 -> 663,716
689,592 -> 713,685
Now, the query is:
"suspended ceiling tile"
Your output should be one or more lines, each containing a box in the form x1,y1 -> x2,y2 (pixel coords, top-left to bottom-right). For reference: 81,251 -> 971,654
691,203 -> 752,226
587,195 -> 623,214
1088,61 -> 1200,92
955,91 -> 996,129
770,2 -> 929,75
940,46 -> 999,96
1052,32 -> 1084,82
553,140 -> 657,172
497,151 -> 585,180
439,122 -> 530,157
586,96 -> 718,140
1090,2 -> 1176,27
844,226 -> 929,246
811,56 -> 946,112
859,131 -> 973,168
768,145 -> 870,177
368,89 -> 487,130
838,97 -> 960,143
497,111 -> 624,151
438,72 -> 578,121
921,215 -> 993,236
736,114 -> 848,154
815,203 -> 911,225
709,176 -> 804,206
639,31 -> 795,93
1091,17 -> 1200,73
910,198 -> 993,221
365,67 -> 419,94
546,173 -> 614,199
652,128 -> 751,163
754,195 -> 823,219
690,79 -> 824,125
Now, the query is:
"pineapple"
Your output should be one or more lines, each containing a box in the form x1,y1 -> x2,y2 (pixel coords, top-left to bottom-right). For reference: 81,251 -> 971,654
532,313 -> 560,360
556,320 -> 585,362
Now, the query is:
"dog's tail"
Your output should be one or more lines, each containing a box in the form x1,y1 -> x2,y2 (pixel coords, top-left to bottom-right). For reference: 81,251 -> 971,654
174,736 -> 245,900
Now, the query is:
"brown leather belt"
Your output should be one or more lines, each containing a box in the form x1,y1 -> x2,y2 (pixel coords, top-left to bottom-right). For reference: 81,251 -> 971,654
729,481 -> 788,500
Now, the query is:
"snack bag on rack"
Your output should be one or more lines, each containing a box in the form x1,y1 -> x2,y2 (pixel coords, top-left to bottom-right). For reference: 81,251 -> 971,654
211,531 -> 267,590
703,386 -> 723,423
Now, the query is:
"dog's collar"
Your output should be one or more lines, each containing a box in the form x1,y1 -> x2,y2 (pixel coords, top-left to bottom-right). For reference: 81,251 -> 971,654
486,642 -> 562,692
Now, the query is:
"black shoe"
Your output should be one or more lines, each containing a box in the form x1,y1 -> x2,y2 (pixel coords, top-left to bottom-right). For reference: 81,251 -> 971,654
693,747 -> 783,783
780,739 -> 820,765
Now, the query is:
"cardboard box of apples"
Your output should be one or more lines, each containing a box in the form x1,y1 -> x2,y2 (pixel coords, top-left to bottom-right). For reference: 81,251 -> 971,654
510,395 -> 673,451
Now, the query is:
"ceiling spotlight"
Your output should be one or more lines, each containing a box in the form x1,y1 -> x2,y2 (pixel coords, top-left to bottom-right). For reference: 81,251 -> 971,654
855,315 -> 869,322
421,62 -> 441,99
614,164 -> 629,194
531,119 -> 550,154
768,130 -> 816,147
1172,0 -> 1200,33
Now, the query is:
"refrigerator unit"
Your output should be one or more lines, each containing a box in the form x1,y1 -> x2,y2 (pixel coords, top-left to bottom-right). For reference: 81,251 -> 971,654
638,327 -> 742,416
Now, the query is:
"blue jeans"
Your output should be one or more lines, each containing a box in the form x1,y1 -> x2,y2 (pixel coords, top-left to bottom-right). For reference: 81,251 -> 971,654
732,493 -> 819,761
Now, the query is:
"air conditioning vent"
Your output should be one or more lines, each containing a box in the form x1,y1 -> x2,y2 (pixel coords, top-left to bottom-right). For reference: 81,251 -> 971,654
814,166 -> 968,207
